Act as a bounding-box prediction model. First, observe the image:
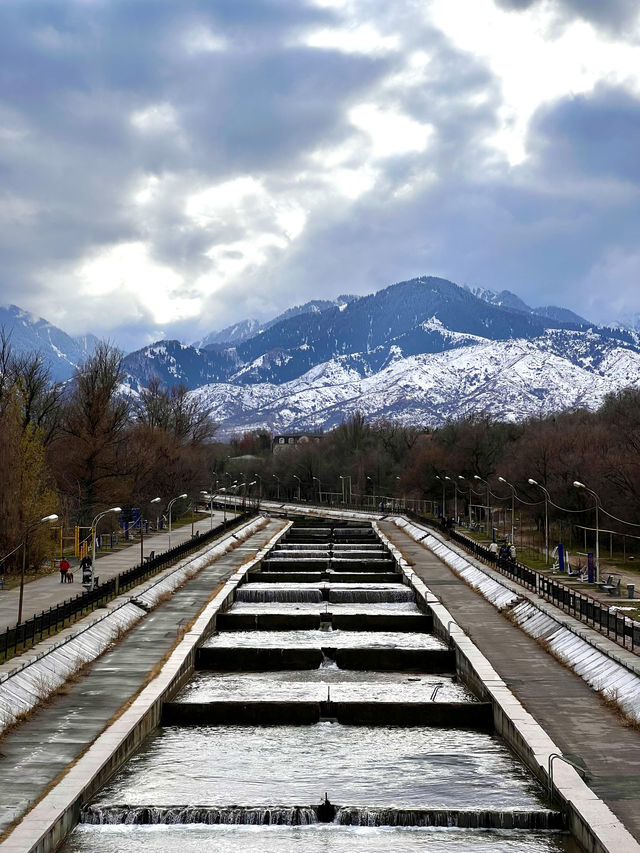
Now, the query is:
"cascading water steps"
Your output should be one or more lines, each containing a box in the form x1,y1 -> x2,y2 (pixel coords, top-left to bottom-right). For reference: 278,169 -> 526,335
61,519 -> 581,853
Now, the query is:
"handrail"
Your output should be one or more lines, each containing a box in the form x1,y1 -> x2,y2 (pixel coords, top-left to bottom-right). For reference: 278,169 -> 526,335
548,753 -> 588,802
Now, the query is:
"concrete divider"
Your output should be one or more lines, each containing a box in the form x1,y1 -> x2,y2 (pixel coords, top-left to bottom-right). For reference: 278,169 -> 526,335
160,700 -> 494,728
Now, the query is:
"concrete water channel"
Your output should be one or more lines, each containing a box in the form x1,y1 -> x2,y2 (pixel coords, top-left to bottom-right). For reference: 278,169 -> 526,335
57,518 -> 582,853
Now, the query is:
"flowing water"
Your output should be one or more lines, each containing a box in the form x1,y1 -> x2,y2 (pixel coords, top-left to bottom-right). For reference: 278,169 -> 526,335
61,519 -> 579,852
66,824 -> 579,852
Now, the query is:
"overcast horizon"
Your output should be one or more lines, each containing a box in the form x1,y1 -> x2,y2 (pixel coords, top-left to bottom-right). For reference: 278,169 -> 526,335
2,0 -> 640,351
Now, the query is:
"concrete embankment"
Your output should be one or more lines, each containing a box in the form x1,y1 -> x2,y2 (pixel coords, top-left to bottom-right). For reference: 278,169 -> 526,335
376,519 -> 640,853
0,518 -> 291,853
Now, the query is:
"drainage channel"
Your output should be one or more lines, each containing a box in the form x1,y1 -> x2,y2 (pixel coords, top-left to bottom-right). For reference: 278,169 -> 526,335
62,519 -> 579,853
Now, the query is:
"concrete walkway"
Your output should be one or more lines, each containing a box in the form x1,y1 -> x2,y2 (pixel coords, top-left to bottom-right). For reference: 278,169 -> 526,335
0,518 -> 281,839
0,511 -> 235,632
380,520 -> 640,844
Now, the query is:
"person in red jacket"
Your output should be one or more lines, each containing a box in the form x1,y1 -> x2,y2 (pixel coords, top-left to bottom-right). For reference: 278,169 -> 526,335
59,557 -> 70,583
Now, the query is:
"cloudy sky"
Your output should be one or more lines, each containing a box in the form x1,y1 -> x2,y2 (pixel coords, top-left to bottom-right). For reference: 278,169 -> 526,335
1,0 -> 640,350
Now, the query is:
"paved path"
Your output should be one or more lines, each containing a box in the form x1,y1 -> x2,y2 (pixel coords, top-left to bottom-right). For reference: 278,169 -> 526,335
0,518 -> 281,838
0,511 -> 235,632
380,520 -> 640,844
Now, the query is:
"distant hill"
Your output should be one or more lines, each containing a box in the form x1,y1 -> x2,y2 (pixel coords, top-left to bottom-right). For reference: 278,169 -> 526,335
0,305 -> 97,381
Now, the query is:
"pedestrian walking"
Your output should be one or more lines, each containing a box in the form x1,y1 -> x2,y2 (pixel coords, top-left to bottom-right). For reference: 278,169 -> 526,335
488,541 -> 499,562
59,557 -> 70,583
80,554 -> 93,584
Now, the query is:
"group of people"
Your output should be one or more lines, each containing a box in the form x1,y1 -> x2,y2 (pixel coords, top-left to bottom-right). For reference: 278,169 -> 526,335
488,539 -> 516,566
58,554 -> 93,584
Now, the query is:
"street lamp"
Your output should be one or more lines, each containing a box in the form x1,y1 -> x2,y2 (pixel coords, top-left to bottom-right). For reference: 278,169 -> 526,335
435,475 -> 446,518
88,507 -> 121,591
444,476 -> 457,523
252,474 -> 262,502
16,514 -> 59,624
574,481 -> 600,582
474,475 -> 492,534
200,490 -> 214,529
140,497 -> 161,564
312,476 -> 321,503
218,487 -> 227,524
293,474 -> 301,501
498,477 -> 516,544
528,479 -> 550,564
272,473 -> 281,500
168,493 -> 188,549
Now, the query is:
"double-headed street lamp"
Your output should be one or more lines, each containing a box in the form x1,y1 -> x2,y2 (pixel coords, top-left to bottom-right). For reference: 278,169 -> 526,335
574,480 -> 600,582
167,493 -> 188,549
528,479 -> 550,564
89,507 -> 121,590
15,514 -> 59,624
498,476 -> 516,544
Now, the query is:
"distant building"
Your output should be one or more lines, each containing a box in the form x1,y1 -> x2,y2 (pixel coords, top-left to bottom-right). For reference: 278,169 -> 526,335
272,433 -> 323,453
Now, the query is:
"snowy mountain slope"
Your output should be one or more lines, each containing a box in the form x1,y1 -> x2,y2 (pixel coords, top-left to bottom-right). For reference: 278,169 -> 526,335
193,333 -> 640,437
0,304 -> 96,381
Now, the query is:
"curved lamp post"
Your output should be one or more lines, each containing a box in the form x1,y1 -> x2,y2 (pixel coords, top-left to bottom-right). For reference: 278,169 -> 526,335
474,475 -> 491,534
89,507 -> 121,590
435,475 -> 446,518
16,514 -> 59,623
528,479 -> 550,564
574,480 -> 600,582
293,474 -> 301,502
312,476 -> 321,503
272,474 -> 281,501
498,476 -> 516,544
167,493 -> 188,549
444,476 -> 457,524
140,497 -> 161,563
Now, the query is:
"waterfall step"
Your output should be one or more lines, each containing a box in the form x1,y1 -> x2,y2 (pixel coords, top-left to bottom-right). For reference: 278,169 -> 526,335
248,572 -> 400,584
161,699 -> 492,727
81,804 -> 563,830
216,613 -> 432,632
196,646 -> 455,672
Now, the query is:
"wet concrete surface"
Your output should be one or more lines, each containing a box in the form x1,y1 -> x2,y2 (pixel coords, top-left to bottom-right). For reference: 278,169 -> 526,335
381,521 -> 640,843
0,521 -> 281,838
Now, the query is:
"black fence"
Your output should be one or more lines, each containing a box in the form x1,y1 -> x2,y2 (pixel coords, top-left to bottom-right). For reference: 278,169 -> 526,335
405,510 -> 640,654
0,511 -> 256,662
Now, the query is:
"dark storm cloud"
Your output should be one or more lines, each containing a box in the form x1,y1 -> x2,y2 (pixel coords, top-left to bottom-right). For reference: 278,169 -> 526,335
0,0 -> 389,310
528,85 -> 640,183
494,0 -> 639,34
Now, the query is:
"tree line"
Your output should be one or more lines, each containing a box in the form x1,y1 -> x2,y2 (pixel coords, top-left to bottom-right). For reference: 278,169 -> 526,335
3,327 -> 640,573
0,337 -> 217,574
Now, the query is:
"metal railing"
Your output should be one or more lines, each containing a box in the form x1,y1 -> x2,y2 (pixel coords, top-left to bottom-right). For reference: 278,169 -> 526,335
0,511 -> 256,663
405,510 -> 640,654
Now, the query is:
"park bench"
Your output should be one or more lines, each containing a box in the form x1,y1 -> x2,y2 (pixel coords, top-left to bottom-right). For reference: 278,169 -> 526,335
598,575 -> 620,596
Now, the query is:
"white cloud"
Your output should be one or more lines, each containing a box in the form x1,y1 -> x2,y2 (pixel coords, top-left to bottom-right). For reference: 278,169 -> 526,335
430,0 -> 640,164
305,23 -> 399,54
73,241 -> 199,325
348,103 -> 433,158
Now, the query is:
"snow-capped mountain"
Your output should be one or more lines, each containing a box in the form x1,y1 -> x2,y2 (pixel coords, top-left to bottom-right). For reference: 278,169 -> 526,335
0,304 -> 97,381
191,295 -> 358,349
124,276 -> 607,393
192,330 -> 640,437
467,286 -> 590,326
